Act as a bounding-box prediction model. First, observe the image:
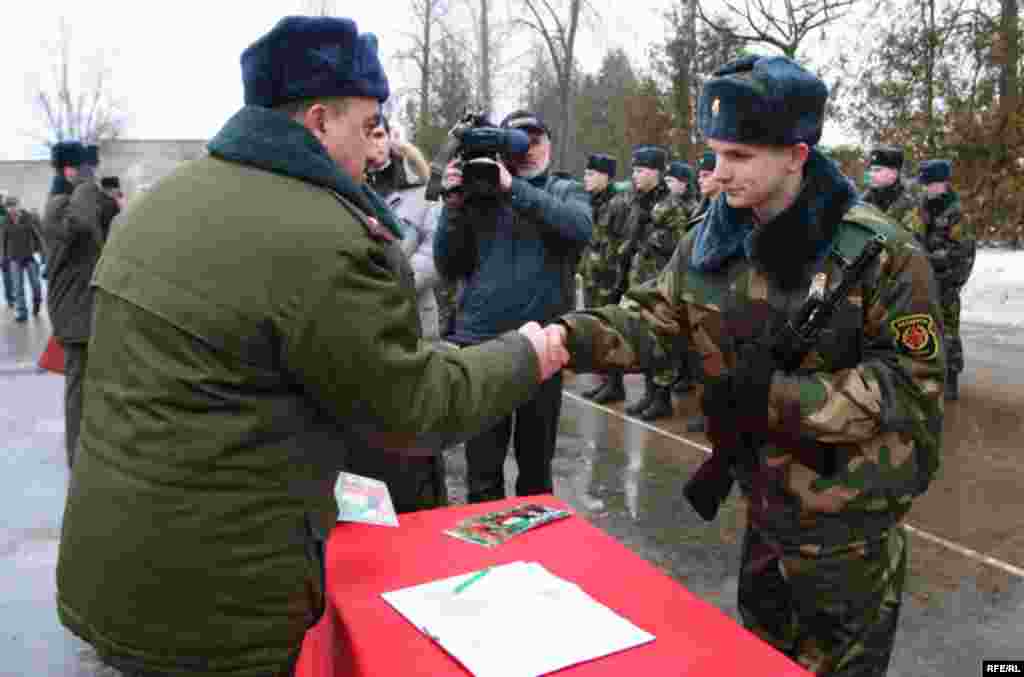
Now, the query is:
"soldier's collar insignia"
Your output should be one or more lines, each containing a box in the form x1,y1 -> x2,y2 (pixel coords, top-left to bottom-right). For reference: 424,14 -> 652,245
890,314 -> 939,360
711,98 -> 721,116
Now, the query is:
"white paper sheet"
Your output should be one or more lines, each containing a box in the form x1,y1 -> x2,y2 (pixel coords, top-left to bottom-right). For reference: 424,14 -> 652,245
381,561 -> 655,676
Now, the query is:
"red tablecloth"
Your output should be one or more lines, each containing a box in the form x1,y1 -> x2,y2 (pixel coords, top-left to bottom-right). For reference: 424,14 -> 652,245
295,495 -> 809,676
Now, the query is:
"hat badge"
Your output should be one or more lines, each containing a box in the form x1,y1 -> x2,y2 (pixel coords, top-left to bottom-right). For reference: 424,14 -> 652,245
711,98 -> 721,116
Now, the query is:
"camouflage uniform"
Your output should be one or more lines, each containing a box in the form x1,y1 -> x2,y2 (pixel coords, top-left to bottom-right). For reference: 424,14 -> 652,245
862,181 -> 921,235
560,168 -> 944,677
619,183 -> 677,419
580,188 -> 630,307
910,190 -> 974,392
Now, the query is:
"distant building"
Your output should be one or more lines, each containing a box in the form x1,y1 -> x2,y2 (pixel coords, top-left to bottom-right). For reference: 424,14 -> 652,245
0,139 -> 207,211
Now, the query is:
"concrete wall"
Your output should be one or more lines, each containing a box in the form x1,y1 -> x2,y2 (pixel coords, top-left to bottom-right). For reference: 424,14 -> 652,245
0,139 -> 208,213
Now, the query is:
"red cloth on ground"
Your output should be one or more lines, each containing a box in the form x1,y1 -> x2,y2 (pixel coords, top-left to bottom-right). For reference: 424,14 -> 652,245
295,495 -> 809,676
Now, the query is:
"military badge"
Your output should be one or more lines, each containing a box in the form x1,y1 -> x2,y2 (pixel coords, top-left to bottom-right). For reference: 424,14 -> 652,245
890,314 -> 939,360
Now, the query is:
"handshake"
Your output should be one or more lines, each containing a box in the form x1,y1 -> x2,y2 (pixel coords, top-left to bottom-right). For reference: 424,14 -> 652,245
517,322 -> 571,382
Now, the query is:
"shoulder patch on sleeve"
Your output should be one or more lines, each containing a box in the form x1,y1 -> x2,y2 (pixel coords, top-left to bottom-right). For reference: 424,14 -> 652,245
890,314 -> 940,360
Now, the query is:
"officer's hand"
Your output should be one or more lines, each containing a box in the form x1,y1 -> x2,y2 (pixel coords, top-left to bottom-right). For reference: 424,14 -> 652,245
518,321 -> 570,382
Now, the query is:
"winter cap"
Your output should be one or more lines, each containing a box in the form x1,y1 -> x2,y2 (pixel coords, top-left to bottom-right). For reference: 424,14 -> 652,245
667,160 -> 694,181
586,153 -> 617,178
698,55 -> 828,147
869,146 -> 904,171
632,145 -> 668,172
241,16 -> 390,108
918,159 -> 952,184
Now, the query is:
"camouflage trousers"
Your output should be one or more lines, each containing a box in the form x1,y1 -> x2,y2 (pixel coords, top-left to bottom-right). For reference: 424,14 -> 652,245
582,283 -> 619,309
941,286 -> 964,374
738,524 -> 907,676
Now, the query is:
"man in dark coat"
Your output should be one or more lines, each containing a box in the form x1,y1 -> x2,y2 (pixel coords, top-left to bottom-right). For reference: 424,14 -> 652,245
40,140 -> 90,467
2,196 -> 45,321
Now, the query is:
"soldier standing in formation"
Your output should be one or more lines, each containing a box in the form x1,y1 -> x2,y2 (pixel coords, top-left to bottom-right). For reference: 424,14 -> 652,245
620,145 -> 677,421
549,55 -> 943,675
692,150 -> 721,223
663,160 -> 700,219
580,152 -> 629,403
861,146 -> 920,231
913,159 -> 975,400
2,196 -> 45,322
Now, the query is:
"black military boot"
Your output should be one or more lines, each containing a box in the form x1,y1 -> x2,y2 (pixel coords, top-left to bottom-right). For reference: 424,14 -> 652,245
639,385 -> 673,421
593,372 -> 625,404
625,375 -> 655,416
685,416 -> 706,433
671,368 -> 695,395
945,371 -> 959,401
582,378 -> 607,400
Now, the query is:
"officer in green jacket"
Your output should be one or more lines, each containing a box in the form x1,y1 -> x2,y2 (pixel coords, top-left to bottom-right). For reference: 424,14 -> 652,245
56,16 -> 568,677
548,56 -> 943,676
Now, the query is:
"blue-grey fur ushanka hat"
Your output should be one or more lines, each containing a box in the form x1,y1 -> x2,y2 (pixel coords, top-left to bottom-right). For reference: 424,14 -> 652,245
632,145 -> 668,172
50,141 -> 85,169
698,55 -> 828,147
241,16 -> 390,108
918,159 -> 952,184
869,146 -> 904,170
667,161 -> 694,181
586,153 -> 617,178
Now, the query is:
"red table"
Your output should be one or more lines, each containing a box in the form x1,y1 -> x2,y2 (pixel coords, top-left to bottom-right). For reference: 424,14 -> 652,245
295,495 -> 809,676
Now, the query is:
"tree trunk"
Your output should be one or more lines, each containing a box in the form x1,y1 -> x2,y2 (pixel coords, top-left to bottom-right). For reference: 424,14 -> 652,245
999,0 -> 1019,123
480,0 -> 492,113
418,1 -> 433,138
924,0 -> 936,152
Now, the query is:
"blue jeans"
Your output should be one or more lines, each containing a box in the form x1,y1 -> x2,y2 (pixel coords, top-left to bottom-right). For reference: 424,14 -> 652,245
10,257 -> 42,318
0,257 -> 13,307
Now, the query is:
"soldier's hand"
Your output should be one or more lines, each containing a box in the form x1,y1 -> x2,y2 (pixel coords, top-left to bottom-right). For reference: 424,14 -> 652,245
518,321 -> 570,382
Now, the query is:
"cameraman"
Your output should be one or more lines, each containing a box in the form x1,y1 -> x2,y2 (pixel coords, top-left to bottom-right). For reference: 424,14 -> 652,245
434,109 -> 592,503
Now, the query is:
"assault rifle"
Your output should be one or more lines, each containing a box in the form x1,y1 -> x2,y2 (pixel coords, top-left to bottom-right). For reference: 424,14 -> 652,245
683,235 -> 886,522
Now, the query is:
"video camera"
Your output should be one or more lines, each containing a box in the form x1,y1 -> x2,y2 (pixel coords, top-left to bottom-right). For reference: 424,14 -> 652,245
424,112 -> 530,202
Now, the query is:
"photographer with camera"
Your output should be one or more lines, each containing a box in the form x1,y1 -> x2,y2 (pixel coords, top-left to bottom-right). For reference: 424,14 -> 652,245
434,109 -> 592,503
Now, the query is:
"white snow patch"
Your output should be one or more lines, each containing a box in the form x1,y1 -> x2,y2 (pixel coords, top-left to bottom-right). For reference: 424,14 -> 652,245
960,249 -> 1024,328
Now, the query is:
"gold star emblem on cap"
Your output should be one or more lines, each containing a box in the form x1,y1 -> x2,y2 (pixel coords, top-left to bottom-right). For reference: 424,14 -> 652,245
711,98 -> 720,116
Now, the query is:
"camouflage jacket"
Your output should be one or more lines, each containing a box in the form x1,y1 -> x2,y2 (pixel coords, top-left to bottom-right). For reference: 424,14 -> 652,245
579,188 -> 630,293
563,174 -> 944,549
862,180 -> 921,235
618,183 -> 670,288
627,191 -> 695,287
911,190 -> 975,290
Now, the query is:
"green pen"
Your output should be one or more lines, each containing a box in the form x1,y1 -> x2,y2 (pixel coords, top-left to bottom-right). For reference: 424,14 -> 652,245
453,567 -> 491,594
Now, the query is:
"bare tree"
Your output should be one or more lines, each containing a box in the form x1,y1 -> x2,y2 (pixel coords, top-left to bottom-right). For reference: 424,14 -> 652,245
396,0 -> 448,141
298,0 -> 336,15
31,19 -> 126,145
514,0 -> 588,169
998,0 -> 1018,123
697,0 -> 861,58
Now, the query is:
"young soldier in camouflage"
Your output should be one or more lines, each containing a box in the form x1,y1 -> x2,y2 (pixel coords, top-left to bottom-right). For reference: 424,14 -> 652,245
911,159 -> 974,400
580,153 -> 630,403
861,146 -> 921,234
550,55 -> 944,676
619,145 -> 676,420
663,160 -> 701,219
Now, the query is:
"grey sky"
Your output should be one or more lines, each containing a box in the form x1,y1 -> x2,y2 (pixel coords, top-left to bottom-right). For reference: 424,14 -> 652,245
1,0 -> 859,162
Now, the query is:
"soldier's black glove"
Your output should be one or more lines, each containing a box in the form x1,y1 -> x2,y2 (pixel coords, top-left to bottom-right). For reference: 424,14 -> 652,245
700,341 -> 777,435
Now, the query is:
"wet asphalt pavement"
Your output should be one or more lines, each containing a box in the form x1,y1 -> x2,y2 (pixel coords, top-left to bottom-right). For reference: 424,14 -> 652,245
1,306 -> 1021,676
